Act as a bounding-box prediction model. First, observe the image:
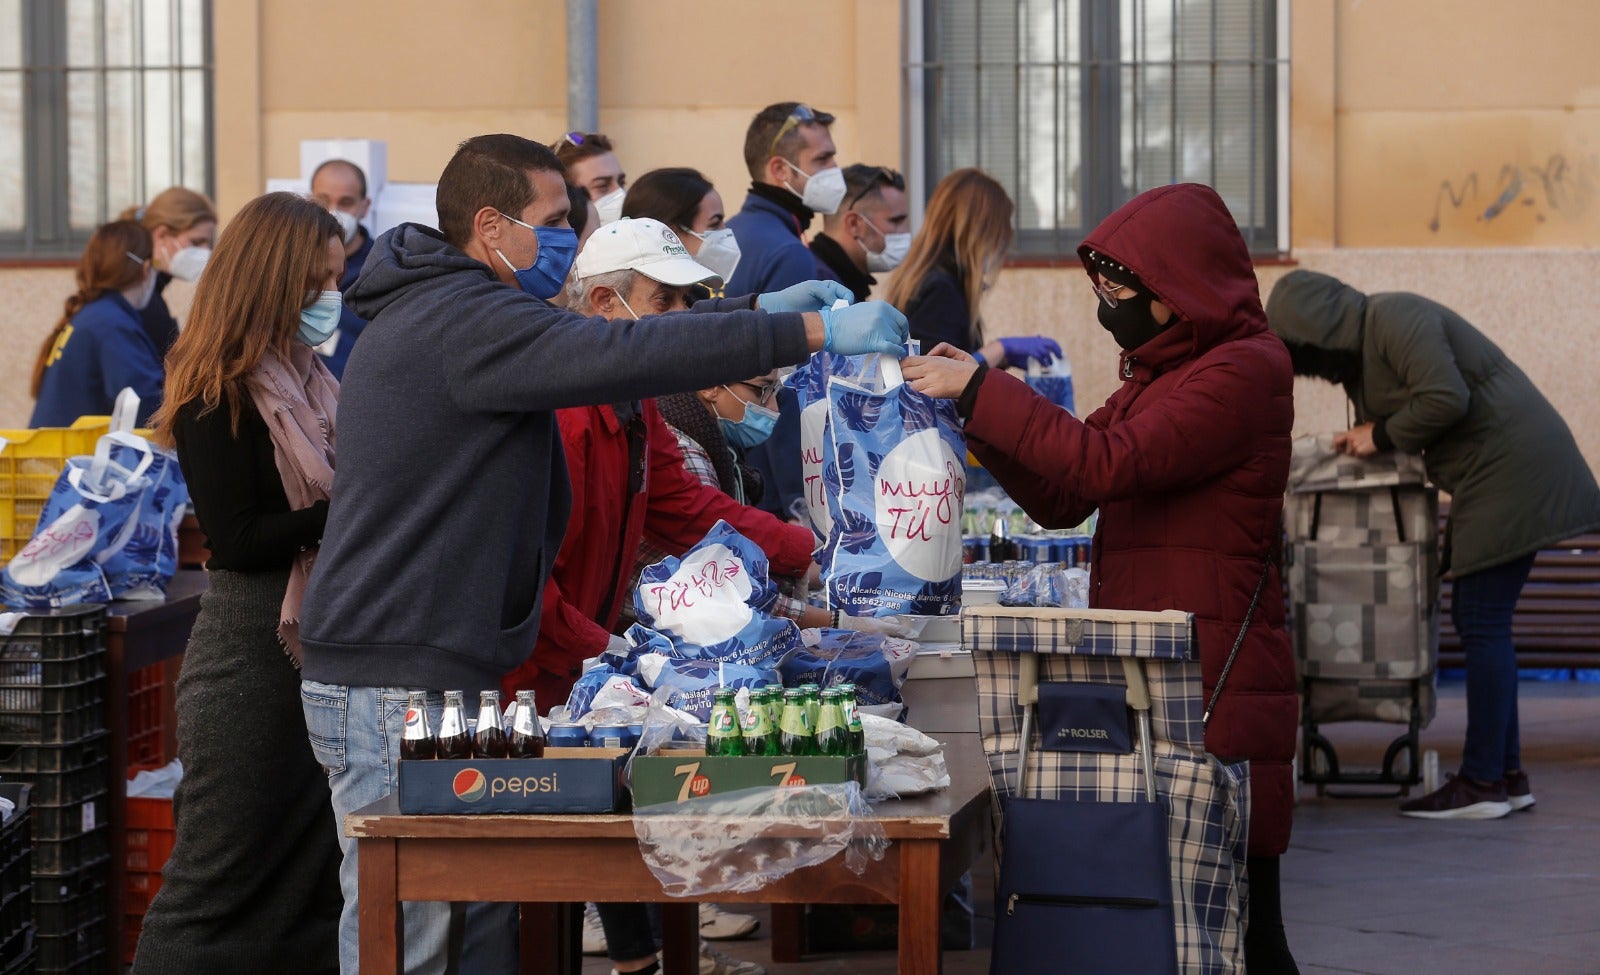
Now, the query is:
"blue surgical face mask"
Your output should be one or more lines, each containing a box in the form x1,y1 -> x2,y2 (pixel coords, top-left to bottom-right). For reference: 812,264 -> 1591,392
298,290 -> 343,347
717,388 -> 780,448
495,211 -> 579,300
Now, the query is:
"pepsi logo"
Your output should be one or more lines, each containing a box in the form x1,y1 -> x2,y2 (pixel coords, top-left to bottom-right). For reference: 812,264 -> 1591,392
452,768 -> 488,803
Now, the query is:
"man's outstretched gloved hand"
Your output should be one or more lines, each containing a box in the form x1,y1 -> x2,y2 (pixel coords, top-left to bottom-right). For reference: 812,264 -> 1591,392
819,301 -> 910,357
757,279 -> 854,313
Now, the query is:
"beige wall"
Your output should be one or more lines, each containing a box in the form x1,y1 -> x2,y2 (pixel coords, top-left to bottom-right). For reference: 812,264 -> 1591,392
221,0 -> 903,218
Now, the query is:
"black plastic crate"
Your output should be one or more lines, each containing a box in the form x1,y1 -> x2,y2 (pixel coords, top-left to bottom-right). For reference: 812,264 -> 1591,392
28,793 -> 105,845
29,826 -> 107,877
0,936 -> 33,975
35,921 -> 102,974
30,866 -> 103,940
0,679 -> 103,747
0,733 -> 109,782
0,761 -> 102,812
0,608 -> 105,752
0,782 -> 29,887
0,887 -> 29,966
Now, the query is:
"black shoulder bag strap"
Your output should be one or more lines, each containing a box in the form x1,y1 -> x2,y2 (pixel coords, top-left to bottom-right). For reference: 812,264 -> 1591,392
1203,560 -> 1273,729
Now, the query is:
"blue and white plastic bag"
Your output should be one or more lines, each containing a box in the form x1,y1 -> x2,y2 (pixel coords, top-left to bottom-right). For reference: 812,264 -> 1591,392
821,358 -> 966,617
632,520 -> 801,671
1025,357 -> 1075,416
785,351 -> 864,547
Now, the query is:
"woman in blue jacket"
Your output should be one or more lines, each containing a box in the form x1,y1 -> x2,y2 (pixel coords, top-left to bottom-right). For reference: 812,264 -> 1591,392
31,219 -> 164,427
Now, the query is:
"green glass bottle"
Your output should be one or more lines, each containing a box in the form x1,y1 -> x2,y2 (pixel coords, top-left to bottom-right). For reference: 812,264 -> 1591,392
762,686 -> 782,734
779,689 -> 815,756
740,690 -> 779,757
800,683 -> 821,733
707,688 -> 745,757
815,689 -> 849,757
836,683 -> 865,755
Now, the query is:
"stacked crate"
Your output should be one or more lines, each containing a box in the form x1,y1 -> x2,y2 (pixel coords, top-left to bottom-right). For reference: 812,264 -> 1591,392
0,783 -> 33,974
0,607 -> 109,974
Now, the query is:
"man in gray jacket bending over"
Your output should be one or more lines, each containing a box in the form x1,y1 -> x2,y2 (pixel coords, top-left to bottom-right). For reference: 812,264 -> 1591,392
298,133 -> 905,975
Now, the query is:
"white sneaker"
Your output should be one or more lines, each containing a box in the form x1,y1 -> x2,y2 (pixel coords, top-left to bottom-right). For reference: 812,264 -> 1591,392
698,903 -> 759,941
699,940 -> 765,975
583,901 -> 608,956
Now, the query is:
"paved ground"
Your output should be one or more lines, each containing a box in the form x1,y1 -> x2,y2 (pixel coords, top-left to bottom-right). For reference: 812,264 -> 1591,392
583,680 -> 1600,975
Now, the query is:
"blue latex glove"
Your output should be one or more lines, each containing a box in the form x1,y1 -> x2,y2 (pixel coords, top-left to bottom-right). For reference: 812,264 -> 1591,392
757,279 -> 854,314
998,336 -> 1064,367
819,301 -> 910,357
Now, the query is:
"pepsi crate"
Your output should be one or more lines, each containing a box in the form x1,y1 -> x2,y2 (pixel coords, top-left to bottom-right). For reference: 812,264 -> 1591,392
396,749 -> 630,814
0,733 -> 109,781
0,753 -> 104,810
35,922 -> 104,974
125,664 -> 166,767
630,749 -> 867,807
0,925 -> 31,974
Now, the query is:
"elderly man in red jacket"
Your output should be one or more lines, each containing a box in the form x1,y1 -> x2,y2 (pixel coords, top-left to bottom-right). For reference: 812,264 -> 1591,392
904,182 -> 1300,974
503,217 -> 813,975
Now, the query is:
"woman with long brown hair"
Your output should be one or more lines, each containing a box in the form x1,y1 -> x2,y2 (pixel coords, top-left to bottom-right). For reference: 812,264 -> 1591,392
122,185 -> 218,352
885,167 -> 1060,369
30,219 -> 162,427
130,192 -> 345,975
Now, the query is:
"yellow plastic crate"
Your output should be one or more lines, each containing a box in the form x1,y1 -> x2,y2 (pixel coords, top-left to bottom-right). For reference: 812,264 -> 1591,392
0,415 -> 152,561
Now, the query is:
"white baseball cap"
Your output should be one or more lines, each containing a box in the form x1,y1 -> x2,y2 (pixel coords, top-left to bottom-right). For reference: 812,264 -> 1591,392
571,216 -> 722,287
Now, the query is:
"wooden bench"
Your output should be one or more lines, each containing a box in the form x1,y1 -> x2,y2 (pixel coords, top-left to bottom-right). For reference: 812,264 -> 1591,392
1438,531 -> 1600,670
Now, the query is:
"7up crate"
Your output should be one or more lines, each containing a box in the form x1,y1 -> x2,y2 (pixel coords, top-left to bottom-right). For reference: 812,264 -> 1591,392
630,750 -> 866,806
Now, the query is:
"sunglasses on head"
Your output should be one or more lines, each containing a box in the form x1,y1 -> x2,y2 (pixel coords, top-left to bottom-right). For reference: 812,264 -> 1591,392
846,166 -> 906,211
768,104 -> 836,157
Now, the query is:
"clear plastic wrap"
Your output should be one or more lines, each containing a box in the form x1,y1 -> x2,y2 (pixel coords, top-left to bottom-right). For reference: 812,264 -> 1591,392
631,781 -> 888,897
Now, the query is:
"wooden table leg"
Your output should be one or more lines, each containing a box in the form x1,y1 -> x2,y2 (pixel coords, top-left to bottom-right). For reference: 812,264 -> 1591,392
660,902 -> 698,975
357,837 -> 404,975
519,902 -> 561,975
897,840 -> 943,975
770,903 -> 805,962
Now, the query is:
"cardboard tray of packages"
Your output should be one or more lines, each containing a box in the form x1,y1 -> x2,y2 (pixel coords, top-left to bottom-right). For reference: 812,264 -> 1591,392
631,748 -> 867,807
397,747 -> 630,814
960,605 -> 1195,661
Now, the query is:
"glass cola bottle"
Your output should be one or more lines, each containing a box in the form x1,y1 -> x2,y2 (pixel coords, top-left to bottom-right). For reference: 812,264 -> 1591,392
435,690 -> 471,760
474,690 -> 508,759
400,690 -> 435,760
508,690 -> 546,758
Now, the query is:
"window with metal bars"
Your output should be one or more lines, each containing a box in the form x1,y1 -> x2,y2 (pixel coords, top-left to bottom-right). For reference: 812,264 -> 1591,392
0,0 -> 212,257
908,0 -> 1287,258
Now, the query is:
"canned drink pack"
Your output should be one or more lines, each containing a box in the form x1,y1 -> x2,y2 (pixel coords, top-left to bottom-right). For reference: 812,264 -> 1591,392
547,723 -> 589,748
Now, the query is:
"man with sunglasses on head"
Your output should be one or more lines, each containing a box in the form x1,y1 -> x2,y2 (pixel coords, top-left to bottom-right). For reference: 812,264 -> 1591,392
554,130 -> 629,225
810,164 -> 911,303
727,102 -> 849,516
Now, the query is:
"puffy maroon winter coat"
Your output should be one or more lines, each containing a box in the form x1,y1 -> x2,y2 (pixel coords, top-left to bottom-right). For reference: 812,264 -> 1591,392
964,184 -> 1297,856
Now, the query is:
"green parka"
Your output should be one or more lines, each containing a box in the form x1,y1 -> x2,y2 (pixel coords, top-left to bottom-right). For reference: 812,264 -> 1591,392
1267,270 -> 1600,576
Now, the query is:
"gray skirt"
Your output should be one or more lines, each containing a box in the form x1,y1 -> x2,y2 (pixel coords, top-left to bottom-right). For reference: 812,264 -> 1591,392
130,569 -> 341,975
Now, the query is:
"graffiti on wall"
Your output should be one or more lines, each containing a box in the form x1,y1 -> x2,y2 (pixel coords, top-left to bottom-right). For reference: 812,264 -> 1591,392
1429,153 -> 1599,234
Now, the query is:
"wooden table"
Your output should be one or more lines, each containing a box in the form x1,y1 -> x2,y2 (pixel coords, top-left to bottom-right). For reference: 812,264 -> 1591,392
348,733 -> 992,975
104,568 -> 207,975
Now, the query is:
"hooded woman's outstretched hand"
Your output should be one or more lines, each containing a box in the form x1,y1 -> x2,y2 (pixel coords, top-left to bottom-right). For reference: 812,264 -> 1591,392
902,342 -> 980,400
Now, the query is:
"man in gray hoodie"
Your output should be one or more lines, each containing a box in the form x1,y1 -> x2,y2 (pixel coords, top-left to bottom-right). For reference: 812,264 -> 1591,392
298,133 -> 907,975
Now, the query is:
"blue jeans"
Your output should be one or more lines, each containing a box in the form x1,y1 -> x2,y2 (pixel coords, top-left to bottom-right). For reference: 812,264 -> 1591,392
1452,553 -> 1535,783
301,682 -> 520,975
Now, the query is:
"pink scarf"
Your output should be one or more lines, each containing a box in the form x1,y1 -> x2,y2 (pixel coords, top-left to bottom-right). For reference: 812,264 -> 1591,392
243,344 -> 338,666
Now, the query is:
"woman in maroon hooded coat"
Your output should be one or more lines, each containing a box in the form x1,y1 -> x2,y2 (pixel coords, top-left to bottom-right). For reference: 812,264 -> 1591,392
904,182 -> 1300,972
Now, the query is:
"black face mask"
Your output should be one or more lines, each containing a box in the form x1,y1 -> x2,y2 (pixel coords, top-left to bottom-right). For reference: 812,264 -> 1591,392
1097,290 -> 1166,352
